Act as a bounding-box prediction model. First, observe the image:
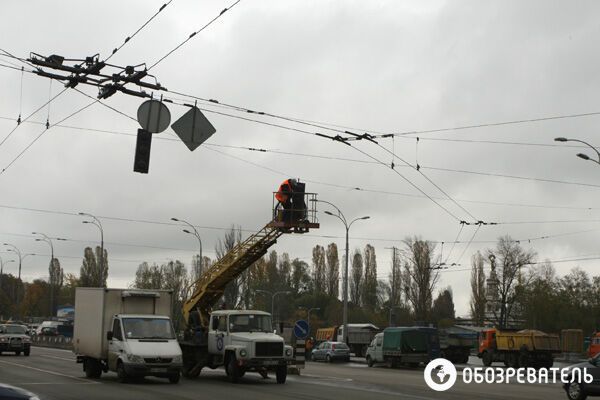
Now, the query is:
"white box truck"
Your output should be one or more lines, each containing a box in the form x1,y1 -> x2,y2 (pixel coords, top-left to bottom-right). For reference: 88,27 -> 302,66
73,288 -> 183,383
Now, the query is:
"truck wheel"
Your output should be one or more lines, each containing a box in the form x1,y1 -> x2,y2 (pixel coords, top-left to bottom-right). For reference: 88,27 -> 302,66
116,361 -> 128,383
24,348 -> 30,357
276,365 -> 287,384
168,372 -> 180,384
482,351 -> 492,367
367,356 -> 374,368
84,359 -> 102,379
226,357 -> 241,383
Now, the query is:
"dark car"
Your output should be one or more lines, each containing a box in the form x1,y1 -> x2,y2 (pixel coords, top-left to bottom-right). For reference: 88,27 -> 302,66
39,326 -> 58,336
0,325 -> 31,356
564,353 -> 600,400
310,341 -> 350,362
0,383 -> 39,399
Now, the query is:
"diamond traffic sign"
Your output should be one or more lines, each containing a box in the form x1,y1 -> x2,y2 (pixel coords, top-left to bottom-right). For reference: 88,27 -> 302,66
171,106 -> 216,151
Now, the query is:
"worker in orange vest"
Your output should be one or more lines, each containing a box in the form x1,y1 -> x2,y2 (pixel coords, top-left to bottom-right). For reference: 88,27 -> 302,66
276,179 -> 295,222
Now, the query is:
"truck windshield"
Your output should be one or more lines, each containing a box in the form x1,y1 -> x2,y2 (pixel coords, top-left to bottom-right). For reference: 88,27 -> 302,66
229,314 -> 272,333
0,325 -> 26,334
122,318 -> 175,340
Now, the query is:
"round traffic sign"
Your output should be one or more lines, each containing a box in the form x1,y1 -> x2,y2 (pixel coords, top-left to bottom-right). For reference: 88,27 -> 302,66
137,100 -> 171,133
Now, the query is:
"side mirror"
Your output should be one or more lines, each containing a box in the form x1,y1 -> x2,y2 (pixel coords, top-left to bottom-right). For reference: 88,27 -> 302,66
106,331 -> 113,341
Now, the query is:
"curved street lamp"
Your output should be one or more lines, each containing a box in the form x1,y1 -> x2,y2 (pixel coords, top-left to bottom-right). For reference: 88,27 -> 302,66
555,137 -> 600,165
313,199 -> 370,345
171,217 -> 202,263
0,256 -> 15,293
79,212 -> 105,287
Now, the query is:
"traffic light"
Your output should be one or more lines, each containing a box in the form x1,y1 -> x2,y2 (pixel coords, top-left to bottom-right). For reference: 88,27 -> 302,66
133,129 -> 152,173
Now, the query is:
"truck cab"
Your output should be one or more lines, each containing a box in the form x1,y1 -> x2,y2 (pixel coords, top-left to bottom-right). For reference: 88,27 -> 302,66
106,314 -> 182,383
206,310 -> 293,383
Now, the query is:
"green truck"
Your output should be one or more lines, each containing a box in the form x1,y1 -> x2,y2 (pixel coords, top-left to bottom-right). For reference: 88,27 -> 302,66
438,327 -> 477,364
365,327 -> 440,368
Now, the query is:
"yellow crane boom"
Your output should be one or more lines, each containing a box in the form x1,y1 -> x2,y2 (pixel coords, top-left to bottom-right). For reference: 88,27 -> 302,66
182,191 -> 319,328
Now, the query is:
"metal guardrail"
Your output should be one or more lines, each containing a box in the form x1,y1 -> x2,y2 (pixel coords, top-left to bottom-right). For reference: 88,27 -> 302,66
31,335 -> 73,349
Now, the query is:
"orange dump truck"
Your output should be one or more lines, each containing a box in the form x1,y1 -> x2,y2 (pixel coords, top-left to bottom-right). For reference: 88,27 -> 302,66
478,328 -> 560,368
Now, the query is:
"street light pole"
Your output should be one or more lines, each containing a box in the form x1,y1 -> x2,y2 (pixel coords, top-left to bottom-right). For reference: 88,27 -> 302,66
0,256 -> 15,295
171,217 -> 203,267
79,212 -> 105,287
33,232 -> 66,317
555,137 -> 600,165
257,289 -> 291,330
3,243 -> 22,282
314,199 -> 370,345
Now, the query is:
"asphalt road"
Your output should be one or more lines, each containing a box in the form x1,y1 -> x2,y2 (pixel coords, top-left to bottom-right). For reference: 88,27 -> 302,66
0,347 -> 569,400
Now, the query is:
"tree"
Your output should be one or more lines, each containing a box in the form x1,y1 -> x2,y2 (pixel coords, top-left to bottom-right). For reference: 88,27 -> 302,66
290,258 -> 311,294
432,287 -> 455,323
162,260 -> 189,329
133,262 -> 163,289
362,244 -> 378,310
350,249 -> 363,305
388,247 -> 403,309
402,237 -> 438,323
470,252 -> 486,326
48,257 -> 63,315
312,245 -> 326,294
325,243 -> 340,298
79,246 -> 108,287
21,280 -> 49,317
487,236 -> 535,328
217,226 -> 242,308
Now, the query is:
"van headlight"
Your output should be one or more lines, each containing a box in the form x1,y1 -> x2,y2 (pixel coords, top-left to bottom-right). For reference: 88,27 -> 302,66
285,348 -> 293,357
239,349 -> 247,358
127,354 -> 144,363
172,355 -> 182,363
0,337 -> 8,343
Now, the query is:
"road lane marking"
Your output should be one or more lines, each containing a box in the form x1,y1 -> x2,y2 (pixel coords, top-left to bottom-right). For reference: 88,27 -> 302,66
0,359 -> 97,383
15,382 -> 98,385
31,346 -> 73,354
287,375 -> 437,400
40,354 -> 75,362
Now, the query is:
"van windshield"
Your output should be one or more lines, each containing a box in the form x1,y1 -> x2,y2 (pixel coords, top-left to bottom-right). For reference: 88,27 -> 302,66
229,314 -> 272,333
122,318 -> 175,340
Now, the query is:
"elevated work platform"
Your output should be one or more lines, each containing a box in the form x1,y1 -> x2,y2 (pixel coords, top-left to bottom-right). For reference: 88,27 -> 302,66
182,192 -> 319,328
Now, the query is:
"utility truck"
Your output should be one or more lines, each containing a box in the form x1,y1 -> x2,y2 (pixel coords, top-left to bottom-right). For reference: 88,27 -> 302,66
478,328 -> 560,368
73,288 -> 183,383
178,185 -> 319,383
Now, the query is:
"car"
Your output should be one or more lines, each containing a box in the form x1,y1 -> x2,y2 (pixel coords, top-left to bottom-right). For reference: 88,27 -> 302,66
0,383 -> 39,399
310,341 -> 350,362
563,353 -> 600,400
39,326 -> 58,336
0,324 -> 31,356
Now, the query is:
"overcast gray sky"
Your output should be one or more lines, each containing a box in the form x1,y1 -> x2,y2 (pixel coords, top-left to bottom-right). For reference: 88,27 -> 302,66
1,0 -> 600,316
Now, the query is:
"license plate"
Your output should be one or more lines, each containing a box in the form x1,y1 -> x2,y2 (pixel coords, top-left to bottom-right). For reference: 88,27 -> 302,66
150,368 -> 166,373
262,361 -> 278,366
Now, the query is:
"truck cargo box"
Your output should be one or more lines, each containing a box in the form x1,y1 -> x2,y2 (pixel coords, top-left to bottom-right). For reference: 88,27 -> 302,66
73,288 -> 173,359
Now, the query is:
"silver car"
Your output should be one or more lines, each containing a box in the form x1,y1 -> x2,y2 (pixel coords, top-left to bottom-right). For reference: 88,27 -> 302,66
310,341 -> 350,362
